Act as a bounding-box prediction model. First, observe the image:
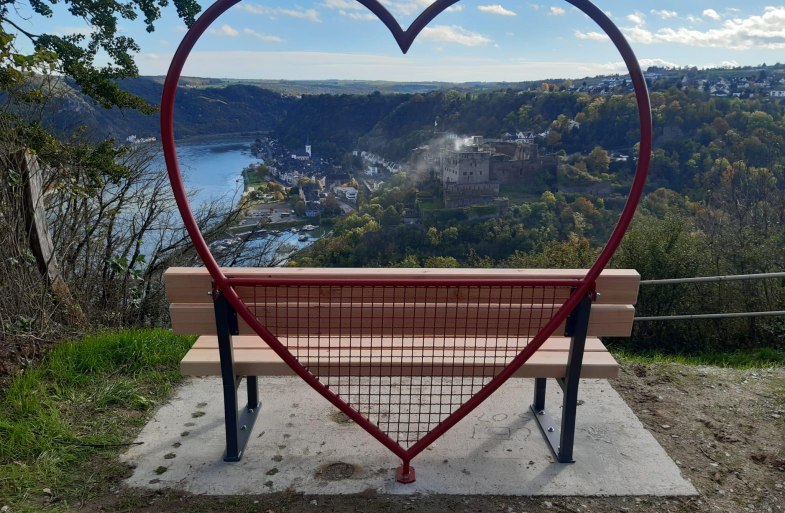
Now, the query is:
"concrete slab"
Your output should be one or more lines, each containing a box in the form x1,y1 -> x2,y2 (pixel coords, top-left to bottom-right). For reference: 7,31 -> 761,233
121,377 -> 697,496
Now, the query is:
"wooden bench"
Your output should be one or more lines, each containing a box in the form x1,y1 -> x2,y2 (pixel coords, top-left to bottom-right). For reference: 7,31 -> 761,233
164,267 -> 639,481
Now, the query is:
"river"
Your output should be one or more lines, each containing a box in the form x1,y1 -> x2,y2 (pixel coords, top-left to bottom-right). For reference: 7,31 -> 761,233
155,136 -> 261,208
150,136 -> 318,263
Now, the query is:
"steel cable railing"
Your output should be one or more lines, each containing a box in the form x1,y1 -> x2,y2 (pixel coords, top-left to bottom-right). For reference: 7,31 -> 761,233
634,272 -> 785,322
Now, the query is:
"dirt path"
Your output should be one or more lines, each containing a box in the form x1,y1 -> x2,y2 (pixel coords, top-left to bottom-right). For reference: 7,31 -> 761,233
82,362 -> 785,513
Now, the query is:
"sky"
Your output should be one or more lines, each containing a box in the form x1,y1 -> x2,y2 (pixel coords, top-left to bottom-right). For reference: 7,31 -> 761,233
19,1 -> 785,82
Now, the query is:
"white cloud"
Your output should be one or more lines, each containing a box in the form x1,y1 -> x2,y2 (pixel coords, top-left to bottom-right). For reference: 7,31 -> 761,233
478,4 -> 517,17
702,60 -> 740,69
640,58 -> 679,69
322,0 -> 377,20
627,12 -> 645,25
243,28 -> 285,43
281,8 -> 321,22
650,9 -> 677,20
623,26 -> 656,44
240,4 -> 322,23
324,0 -> 459,22
341,10 -> 377,20
703,9 -> 721,21
322,0 -> 362,9
598,58 -> 679,73
380,0 -> 435,17
420,25 -> 492,46
575,30 -> 608,41
623,6 -> 785,50
240,4 -> 266,14
549,7 -> 565,16
209,24 -> 239,37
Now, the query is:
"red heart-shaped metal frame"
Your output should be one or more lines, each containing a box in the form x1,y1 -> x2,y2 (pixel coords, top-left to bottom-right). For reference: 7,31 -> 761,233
354,0 -> 461,54
161,0 -> 651,479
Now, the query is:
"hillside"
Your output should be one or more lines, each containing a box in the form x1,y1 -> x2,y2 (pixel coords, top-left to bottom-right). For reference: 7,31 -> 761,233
42,78 -> 294,141
32,63 -> 785,147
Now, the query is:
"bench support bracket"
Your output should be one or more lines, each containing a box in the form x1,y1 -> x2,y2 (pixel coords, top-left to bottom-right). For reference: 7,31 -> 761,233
396,462 -> 416,484
530,291 -> 593,463
214,290 -> 261,462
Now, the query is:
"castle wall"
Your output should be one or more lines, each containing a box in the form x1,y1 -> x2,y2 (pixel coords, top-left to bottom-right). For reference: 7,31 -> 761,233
490,156 -> 557,185
442,151 -> 491,185
443,182 -> 499,208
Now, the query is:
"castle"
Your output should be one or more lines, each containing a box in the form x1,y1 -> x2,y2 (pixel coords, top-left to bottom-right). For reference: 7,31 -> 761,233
431,135 -> 557,208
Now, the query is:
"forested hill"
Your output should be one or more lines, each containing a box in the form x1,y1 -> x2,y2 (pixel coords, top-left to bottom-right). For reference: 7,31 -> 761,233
45,77 -> 295,140
45,75 -> 499,140
40,70 -> 785,195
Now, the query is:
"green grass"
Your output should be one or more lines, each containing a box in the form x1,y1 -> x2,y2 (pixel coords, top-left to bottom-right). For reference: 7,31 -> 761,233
612,347 -> 785,369
0,329 -> 194,511
417,200 -> 441,211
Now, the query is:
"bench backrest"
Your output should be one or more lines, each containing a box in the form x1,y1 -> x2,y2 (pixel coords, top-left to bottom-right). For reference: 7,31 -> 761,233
164,268 -> 639,339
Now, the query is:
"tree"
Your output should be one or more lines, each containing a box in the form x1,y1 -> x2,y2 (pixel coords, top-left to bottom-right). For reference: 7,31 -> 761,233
423,256 -> 458,268
1,0 -> 201,110
321,193 -> 342,217
504,233 -> 597,269
610,213 -> 712,352
380,205 -> 401,227
586,146 -> 610,175
0,143 -> 253,336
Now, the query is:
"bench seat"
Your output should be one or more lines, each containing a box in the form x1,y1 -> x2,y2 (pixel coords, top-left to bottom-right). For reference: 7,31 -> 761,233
163,266 -> 639,474
181,335 -> 619,379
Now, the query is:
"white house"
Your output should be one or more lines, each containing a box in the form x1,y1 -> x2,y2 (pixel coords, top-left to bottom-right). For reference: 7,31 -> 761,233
335,186 -> 358,201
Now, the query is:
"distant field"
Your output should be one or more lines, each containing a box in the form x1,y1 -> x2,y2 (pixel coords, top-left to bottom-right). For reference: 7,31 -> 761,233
145,75 -> 541,96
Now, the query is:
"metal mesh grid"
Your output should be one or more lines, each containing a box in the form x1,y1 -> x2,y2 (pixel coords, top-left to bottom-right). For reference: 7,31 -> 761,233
246,282 -> 569,448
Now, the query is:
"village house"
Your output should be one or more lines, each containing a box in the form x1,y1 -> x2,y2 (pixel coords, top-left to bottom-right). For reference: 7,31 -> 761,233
334,186 -> 358,202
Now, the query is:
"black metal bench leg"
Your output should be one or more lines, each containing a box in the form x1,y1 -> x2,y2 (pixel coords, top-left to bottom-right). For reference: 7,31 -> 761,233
247,375 -> 260,411
531,292 -> 592,463
532,377 -> 547,412
214,290 -> 261,462
530,376 -> 563,457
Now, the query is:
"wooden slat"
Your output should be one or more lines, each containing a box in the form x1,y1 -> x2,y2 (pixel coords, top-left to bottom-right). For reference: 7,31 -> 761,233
170,303 -> 635,338
228,284 -> 575,306
180,346 -> 618,379
164,267 -> 640,305
191,335 -> 611,352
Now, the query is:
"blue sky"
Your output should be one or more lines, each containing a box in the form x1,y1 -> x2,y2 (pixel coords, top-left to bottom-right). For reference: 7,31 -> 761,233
22,1 -> 785,81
